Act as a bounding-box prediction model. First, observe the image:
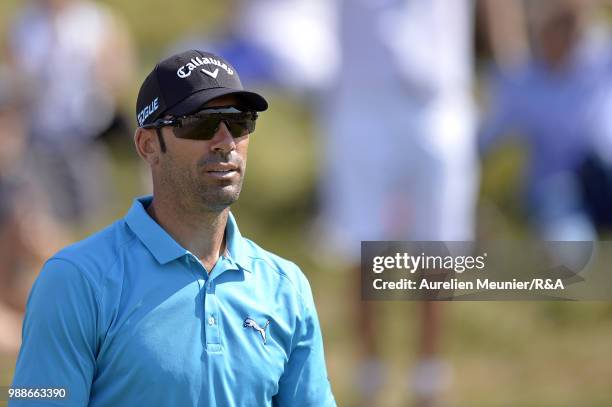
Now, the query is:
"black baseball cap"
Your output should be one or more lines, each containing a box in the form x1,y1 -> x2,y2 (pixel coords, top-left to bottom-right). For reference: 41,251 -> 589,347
136,50 -> 268,127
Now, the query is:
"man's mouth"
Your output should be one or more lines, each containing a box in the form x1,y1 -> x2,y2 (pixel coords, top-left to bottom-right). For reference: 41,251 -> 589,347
203,164 -> 239,178
208,169 -> 235,174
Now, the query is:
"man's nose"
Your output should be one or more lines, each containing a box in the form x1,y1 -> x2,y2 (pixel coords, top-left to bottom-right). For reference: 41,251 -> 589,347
210,121 -> 235,154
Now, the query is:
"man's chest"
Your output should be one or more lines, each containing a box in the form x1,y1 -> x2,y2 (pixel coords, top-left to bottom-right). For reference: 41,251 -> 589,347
93,274 -> 294,403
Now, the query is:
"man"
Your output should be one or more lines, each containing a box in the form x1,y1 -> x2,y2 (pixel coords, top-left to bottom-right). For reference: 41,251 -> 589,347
316,1 -> 478,406
10,50 -> 336,407
480,0 -> 607,241
7,0 -> 136,227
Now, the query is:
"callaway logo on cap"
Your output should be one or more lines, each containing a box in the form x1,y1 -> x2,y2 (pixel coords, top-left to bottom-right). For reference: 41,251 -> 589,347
136,50 -> 268,127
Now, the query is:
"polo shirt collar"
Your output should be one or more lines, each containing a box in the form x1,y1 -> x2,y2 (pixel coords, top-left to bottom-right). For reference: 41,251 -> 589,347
125,196 -> 187,264
125,196 -> 252,271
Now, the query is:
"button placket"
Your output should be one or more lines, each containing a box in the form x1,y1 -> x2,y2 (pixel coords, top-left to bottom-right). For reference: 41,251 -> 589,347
185,254 -> 218,349
204,278 -> 221,348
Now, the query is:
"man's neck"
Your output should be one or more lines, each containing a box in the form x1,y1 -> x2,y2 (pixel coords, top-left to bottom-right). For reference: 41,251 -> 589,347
146,197 -> 229,273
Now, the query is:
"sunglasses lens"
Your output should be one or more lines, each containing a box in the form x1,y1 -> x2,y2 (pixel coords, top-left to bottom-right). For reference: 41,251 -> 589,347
172,116 -> 219,140
173,114 -> 256,140
227,120 -> 256,138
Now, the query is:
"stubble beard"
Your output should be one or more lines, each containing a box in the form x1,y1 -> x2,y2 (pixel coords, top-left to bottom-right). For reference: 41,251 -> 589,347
160,157 -> 245,214
193,172 -> 244,212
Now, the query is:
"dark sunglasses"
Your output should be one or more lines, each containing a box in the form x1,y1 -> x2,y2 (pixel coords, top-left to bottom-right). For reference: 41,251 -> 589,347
142,107 -> 258,140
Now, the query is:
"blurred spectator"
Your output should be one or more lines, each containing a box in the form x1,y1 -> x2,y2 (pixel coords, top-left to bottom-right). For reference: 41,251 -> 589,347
316,1 -> 530,405
316,1 -> 482,405
5,0 -> 136,227
480,0 -> 612,240
0,73 -> 27,355
0,68 -> 70,354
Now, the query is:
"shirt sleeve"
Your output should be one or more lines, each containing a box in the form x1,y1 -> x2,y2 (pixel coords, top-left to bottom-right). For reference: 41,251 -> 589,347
10,258 -> 99,406
273,273 -> 336,407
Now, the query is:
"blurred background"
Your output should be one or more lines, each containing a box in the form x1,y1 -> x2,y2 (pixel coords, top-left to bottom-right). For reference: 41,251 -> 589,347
1,0 -> 612,406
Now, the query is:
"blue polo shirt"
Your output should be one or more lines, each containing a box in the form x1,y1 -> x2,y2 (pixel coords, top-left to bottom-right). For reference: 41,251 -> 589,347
11,196 -> 336,407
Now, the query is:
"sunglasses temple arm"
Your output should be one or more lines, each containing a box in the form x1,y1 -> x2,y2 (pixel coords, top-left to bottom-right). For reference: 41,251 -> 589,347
155,127 -> 167,152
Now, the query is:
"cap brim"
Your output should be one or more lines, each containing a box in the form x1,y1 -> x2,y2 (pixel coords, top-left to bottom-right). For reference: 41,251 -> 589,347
165,87 -> 268,116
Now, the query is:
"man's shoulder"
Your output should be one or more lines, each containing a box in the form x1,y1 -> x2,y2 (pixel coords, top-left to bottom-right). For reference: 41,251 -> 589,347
49,218 -> 137,281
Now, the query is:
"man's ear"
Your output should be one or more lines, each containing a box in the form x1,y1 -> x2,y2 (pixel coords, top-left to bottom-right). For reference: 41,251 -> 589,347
134,127 -> 161,165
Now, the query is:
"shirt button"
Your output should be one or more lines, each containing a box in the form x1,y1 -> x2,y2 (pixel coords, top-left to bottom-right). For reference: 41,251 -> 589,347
208,316 -> 216,326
